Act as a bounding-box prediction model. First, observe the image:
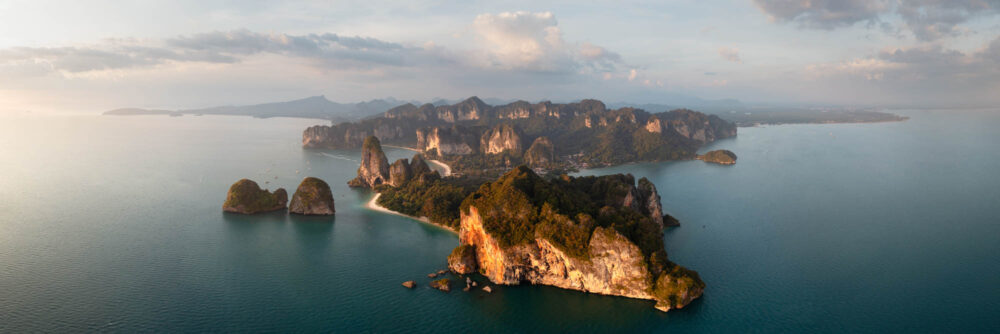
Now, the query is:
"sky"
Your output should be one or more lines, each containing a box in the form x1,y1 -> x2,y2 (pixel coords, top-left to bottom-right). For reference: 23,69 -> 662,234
0,0 -> 998,112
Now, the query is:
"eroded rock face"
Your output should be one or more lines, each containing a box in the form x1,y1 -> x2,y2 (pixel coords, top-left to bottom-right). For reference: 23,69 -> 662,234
289,177 -> 335,215
416,126 -> 477,156
389,159 -> 412,187
637,178 -> 665,229
524,136 -> 555,167
455,167 -> 704,312
409,154 -> 432,177
660,109 -> 737,143
348,136 -> 390,188
645,116 -> 663,133
223,179 -> 288,214
448,244 -> 478,274
480,124 -> 523,155
459,206 -> 702,311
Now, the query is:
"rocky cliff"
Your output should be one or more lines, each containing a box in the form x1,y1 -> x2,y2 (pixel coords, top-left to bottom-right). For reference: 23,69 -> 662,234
348,136 -> 391,188
223,179 -> 288,214
305,96 -> 737,173
416,126 -> 478,156
480,124 -> 523,155
524,136 -> 555,167
289,177 -> 336,215
456,167 -> 704,312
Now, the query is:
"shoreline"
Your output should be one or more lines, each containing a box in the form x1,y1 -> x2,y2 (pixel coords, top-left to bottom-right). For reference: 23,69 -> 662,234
364,193 -> 457,234
381,145 -> 452,176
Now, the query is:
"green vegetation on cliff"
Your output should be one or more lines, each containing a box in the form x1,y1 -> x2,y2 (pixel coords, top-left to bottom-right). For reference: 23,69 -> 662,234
222,179 -> 288,214
289,177 -> 335,215
460,167 -> 666,266
697,149 -> 737,165
375,164 -> 480,229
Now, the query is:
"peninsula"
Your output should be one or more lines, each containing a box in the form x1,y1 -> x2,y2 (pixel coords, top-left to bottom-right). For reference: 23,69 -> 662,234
350,135 -> 703,312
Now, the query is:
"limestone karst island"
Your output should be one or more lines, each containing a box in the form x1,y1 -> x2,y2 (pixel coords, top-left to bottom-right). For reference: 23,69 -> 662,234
12,1 -> 999,332
308,97 -> 733,312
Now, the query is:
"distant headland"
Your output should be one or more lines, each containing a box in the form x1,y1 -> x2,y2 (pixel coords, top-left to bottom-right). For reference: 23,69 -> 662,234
304,97 -> 738,177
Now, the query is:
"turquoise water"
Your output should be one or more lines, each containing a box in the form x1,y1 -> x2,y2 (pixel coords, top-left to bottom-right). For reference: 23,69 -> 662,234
1,110 -> 998,332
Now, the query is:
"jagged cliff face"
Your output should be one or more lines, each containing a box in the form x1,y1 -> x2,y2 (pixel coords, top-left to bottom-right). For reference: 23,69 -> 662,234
637,178 -> 665,229
460,206 -> 654,299
302,120 -> 411,149
524,136 -> 555,167
480,124 -> 522,155
388,159 -> 412,187
348,136 -> 390,188
658,109 -> 737,143
416,126 -> 477,156
455,167 -> 704,312
303,96 -> 737,168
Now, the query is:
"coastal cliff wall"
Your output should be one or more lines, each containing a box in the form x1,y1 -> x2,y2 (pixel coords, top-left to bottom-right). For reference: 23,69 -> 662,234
454,167 -> 704,312
460,206 -> 655,300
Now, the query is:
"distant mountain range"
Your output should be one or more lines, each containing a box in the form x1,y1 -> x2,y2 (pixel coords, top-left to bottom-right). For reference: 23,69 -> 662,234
103,96 -> 414,123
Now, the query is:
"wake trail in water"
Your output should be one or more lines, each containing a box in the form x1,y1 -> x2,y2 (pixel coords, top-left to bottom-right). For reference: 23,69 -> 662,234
319,152 -> 358,162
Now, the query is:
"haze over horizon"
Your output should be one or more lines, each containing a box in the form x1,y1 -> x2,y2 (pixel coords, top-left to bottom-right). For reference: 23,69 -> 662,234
1,0 -> 998,113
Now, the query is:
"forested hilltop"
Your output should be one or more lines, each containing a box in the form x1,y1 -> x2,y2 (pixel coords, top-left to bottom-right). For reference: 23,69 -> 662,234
304,97 -> 736,176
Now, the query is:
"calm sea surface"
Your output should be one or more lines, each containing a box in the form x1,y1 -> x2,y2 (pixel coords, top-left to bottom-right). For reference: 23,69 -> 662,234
1,110 -> 998,332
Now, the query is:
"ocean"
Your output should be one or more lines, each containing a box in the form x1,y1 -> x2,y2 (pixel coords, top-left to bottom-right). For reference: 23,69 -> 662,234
1,110 -> 997,332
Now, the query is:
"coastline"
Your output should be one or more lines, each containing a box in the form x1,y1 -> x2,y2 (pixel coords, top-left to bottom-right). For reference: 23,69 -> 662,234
364,193 -> 457,234
382,144 -> 452,176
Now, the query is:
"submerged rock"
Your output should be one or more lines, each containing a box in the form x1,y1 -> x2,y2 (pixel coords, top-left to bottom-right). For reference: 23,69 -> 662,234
222,179 -> 287,214
348,136 -> 390,187
289,177 -> 335,215
697,150 -> 737,165
429,278 -> 451,292
448,245 -> 478,274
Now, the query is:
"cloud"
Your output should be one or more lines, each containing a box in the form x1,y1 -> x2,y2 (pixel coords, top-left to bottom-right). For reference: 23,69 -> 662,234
803,36 -> 1000,101
470,11 -> 623,73
752,0 -> 890,30
0,30 -> 447,77
1,11 -> 624,81
897,0 -> 999,41
753,0 -> 999,40
718,47 -> 742,63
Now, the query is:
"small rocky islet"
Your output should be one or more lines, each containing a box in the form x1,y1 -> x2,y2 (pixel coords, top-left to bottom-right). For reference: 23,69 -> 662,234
289,177 -> 336,215
697,149 -> 737,165
222,179 -> 288,214
223,177 -> 335,215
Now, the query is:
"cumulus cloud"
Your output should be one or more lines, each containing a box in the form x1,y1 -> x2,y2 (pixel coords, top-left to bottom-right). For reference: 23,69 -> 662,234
804,36 -> 1000,95
470,11 -> 623,73
752,0 -> 890,30
897,0 -> 999,41
718,47 -> 742,63
753,0 -> 999,40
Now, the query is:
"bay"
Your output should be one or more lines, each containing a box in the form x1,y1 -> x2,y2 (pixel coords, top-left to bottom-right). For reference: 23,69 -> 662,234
1,110 -> 997,332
